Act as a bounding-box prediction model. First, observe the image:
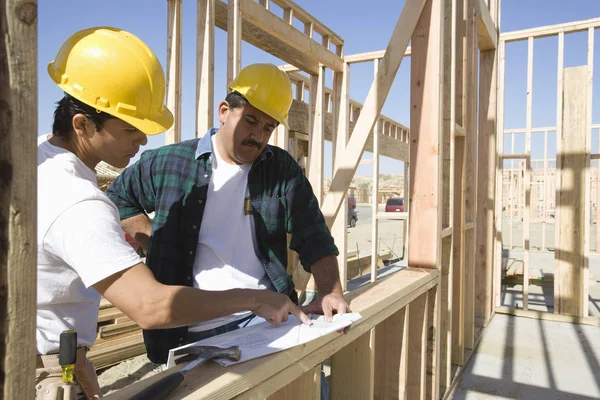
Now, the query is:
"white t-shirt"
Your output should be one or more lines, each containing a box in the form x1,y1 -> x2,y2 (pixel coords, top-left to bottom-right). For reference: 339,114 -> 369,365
188,135 -> 273,332
37,135 -> 141,354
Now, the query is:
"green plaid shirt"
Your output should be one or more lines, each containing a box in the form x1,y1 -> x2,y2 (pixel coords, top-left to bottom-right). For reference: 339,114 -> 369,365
106,128 -> 338,363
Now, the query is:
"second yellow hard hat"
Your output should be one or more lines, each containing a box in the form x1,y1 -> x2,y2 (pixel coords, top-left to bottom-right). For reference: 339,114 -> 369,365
228,63 -> 293,128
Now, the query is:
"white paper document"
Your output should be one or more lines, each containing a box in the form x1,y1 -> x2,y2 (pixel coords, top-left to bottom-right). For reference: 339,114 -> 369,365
166,313 -> 362,368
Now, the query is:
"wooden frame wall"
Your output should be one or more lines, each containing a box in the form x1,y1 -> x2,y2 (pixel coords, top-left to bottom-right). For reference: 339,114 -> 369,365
494,18 -> 600,320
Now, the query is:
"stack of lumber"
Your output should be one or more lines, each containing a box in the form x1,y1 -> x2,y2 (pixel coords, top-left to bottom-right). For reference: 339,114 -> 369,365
88,298 -> 145,370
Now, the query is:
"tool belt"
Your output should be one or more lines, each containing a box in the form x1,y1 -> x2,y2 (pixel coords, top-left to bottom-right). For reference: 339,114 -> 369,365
35,347 -> 102,400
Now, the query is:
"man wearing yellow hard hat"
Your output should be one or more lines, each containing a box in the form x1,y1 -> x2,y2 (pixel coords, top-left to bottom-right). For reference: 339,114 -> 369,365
106,62 -> 350,364
37,27 -> 314,399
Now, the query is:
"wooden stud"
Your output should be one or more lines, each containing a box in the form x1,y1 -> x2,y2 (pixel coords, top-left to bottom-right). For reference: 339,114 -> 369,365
283,8 -> 293,24
166,0 -> 183,144
196,0 -> 215,137
501,17 -> 600,43
307,67 -> 326,205
332,61 -> 350,291
372,59 -> 380,284
584,27 -> 594,315
406,292 -> 429,399
374,308 -> 409,399
555,66 -> 588,317
268,366 -> 320,400
330,330 -> 375,400
227,0 -> 242,85
554,32 -> 564,314
0,1 -> 37,397
259,0 -> 270,10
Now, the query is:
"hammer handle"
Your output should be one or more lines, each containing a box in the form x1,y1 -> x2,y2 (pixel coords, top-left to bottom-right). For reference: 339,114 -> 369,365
130,371 -> 184,400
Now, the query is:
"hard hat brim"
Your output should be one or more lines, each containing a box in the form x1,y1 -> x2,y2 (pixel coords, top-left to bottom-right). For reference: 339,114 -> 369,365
119,107 -> 175,135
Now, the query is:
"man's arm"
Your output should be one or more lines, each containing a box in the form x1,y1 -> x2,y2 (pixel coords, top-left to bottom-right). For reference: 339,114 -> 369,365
122,214 -> 152,251
301,255 -> 349,322
93,263 -> 311,329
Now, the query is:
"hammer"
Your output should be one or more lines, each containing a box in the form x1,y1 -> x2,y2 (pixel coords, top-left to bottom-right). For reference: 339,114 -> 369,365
130,345 -> 241,400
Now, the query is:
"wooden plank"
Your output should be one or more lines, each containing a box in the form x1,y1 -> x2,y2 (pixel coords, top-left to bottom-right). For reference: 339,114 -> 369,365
553,33 -> 564,314
501,17 -> 600,43
463,0 -> 478,351
268,366 -> 320,400
307,68 -> 326,205
344,47 -> 412,64
287,100 -> 409,162
495,306 -> 600,327
374,308 -> 408,400
331,62 -> 349,290
585,28 -> 594,315
320,0 -> 428,228
475,47 -> 496,326
196,0 -> 215,137
331,330 -> 375,400
166,0 -> 183,144
270,0 -> 344,46
111,269 -> 439,399
476,0 -> 497,50
406,292 -> 429,400
408,0 -> 444,270
238,0 -> 343,72
0,1 -> 37,398
494,40 -> 506,308
555,66 -> 588,317
227,0 -> 241,85
372,59 -> 380,284
523,37 -> 533,310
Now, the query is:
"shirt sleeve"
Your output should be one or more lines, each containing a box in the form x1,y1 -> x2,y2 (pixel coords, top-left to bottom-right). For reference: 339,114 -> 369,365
105,150 -> 157,220
284,158 -> 339,272
43,199 -> 142,287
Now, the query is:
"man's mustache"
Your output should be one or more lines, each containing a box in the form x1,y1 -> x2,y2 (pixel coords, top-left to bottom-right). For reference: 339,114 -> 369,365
242,139 -> 262,148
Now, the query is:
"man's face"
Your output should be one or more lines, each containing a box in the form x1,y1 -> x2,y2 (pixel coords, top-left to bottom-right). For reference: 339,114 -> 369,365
217,101 -> 278,165
84,117 -> 148,168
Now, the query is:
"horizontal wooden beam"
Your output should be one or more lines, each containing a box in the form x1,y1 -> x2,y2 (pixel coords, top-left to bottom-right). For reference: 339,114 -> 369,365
500,153 -> 529,159
236,0 -> 343,72
214,1 -> 341,75
270,0 -> 344,46
477,0 -> 497,50
500,17 -> 600,43
344,47 -> 412,64
288,100 -> 409,161
377,212 -> 409,220
495,306 -> 600,327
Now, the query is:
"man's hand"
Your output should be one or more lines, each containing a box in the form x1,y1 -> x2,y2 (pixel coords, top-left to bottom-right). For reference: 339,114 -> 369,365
301,292 -> 349,322
252,291 -> 312,326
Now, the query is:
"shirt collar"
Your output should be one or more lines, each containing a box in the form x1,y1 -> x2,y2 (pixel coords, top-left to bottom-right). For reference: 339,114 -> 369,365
195,127 -> 274,163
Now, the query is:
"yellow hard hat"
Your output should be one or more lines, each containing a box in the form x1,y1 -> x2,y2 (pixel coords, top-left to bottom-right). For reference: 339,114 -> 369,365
47,27 -> 173,135
228,63 -> 293,128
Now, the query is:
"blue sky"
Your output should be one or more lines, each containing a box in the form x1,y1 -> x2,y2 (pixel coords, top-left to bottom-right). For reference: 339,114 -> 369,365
37,1 -> 600,177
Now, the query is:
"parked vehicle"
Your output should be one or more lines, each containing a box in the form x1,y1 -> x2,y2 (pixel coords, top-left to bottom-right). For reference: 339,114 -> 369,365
348,207 -> 358,228
385,196 -> 405,212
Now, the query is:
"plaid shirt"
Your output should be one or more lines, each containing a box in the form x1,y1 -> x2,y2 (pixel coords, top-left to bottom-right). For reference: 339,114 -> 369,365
106,128 -> 338,363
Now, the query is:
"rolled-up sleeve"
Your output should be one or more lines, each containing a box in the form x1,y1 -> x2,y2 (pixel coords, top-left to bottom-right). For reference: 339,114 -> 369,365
105,151 -> 157,220
285,162 -> 339,272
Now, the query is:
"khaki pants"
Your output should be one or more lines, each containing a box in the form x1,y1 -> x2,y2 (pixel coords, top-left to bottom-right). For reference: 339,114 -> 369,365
35,347 -> 102,400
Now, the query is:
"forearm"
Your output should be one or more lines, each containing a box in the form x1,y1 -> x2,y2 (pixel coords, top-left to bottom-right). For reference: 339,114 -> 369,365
121,214 -> 152,251
310,254 -> 343,296
152,286 -> 262,329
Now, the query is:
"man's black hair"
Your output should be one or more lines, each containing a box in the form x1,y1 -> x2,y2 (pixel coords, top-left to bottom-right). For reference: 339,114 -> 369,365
52,93 -> 114,138
225,91 -> 248,110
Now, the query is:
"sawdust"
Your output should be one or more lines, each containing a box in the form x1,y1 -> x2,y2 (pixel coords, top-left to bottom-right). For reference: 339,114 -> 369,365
97,354 -> 163,396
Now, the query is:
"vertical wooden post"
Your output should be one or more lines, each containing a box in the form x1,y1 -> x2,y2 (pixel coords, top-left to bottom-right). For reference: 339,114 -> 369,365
475,46 -> 497,323
555,66 -> 588,317
553,32 -> 564,314
0,1 -> 37,398
308,67 -> 326,205
227,0 -> 241,85
451,0 -> 466,366
584,28 -> 594,314
166,0 -> 183,144
406,293 -> 429,400
196,0 -> 215,137
374,308 -> 409,399
494,39 -> 506,308
522,36 -> 533,311
332,60 -> 349,291
331,330 -> 375,400
371,59 -> 380,283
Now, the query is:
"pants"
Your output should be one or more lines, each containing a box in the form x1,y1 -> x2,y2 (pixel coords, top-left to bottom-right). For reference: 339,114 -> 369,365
185,315 -> 329,400
35,347 -> 102,400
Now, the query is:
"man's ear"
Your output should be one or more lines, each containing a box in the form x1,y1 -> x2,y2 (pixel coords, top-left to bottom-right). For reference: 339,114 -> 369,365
218,101 -> 230,125
72,114 -> 93,138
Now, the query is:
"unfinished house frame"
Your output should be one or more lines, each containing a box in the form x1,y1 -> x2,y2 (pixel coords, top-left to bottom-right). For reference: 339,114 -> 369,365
3,0 -> 599,399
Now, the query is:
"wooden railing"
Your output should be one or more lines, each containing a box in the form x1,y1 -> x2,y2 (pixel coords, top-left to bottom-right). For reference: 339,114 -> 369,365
106,268 -> 439,399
